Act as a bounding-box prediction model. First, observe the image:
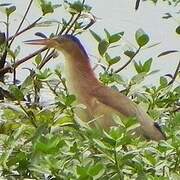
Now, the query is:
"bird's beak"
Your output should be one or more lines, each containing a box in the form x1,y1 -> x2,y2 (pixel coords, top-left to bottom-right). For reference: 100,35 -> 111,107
24,38 -> 57,47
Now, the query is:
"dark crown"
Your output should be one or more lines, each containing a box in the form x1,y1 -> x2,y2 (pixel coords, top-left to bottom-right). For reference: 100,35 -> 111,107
61,34 -> 88,57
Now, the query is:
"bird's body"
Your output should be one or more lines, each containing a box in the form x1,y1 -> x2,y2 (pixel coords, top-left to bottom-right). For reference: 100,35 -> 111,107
26,34 -> 166,141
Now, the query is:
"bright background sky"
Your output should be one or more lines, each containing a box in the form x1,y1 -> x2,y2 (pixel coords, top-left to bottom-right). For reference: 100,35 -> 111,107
0,0 -> 180,85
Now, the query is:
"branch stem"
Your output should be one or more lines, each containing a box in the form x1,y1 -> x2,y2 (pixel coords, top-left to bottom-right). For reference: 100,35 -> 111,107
115,47 -> 141,73
9,0 -> 34,46
168,60 -> 180,85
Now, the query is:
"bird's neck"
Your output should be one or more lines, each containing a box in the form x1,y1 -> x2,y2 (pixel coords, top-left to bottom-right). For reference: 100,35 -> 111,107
64,49 -> 99,95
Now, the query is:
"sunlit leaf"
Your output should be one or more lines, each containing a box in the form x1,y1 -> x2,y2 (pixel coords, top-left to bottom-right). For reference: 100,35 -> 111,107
35,53 -> 42,65
135,28 -> 149,47
8,85 -> 24,101
124,50 -> 135,58
109,32 -> 124,43
98,39 -> 109,56
5,6 -> 16,16
89,29 -> 101,42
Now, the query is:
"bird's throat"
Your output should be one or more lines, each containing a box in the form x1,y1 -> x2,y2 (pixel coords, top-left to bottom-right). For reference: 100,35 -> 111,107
64,49 -> 99,99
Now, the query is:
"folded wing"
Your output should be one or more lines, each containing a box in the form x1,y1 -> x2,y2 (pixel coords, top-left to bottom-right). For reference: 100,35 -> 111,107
91,85 -> 166,141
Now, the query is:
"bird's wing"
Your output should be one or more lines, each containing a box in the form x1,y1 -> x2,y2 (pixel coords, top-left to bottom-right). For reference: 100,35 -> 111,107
91,85 -> 138,118
91,85 -> 165,141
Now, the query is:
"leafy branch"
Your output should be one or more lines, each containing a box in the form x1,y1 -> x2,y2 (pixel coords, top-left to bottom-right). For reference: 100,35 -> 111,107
115,47 -> 141,73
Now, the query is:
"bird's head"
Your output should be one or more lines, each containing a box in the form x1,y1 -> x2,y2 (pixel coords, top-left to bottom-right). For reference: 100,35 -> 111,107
25,34 -> 88,57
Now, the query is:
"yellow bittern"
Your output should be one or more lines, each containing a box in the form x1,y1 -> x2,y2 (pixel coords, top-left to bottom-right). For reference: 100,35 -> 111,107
26,34 -> 166,141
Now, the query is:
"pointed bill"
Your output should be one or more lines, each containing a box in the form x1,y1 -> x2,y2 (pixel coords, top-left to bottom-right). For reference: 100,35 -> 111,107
24,38 -> 56,47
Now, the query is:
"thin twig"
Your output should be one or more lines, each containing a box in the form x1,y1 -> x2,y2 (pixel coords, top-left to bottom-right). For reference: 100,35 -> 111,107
8,17 -> 42,41
38,23 -> 61,71
58,14 -> 74,35
65,14 -> 81,34
18,101 -> 37,128
114,146 -> 123,180
0,14 -> 9,83
45,81 -> 59,96
37,1 -> 86,71
168,60 -> 180,85
64,0 -> 86,34
38,49 -> 55,70
9,0 -> 34,46
115,47 -> 141,73
135,0 -> 141,10
0,0 -> 87,76
0,47 -> 47,75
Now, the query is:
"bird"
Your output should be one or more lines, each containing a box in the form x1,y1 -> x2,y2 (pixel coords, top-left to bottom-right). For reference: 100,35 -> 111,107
25,34 -> 166,141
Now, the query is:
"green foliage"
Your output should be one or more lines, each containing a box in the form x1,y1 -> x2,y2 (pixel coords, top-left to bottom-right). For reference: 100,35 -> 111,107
176,25 -> 180,35
0,0 -> 179,179
98,39 -> 109,56
134,58 -> 153,73
64,0 -> 91,15
5,6 -> 16,16
39,0 -> 56,15
135,28 -> 150,47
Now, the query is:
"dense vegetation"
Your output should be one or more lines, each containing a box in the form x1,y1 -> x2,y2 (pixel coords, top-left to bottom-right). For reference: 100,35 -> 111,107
0,0 -> 179,179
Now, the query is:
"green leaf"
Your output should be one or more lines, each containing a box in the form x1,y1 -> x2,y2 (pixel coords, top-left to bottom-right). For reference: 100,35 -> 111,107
8,85 -> 24,101
88,163 -> 105,179
108,56 -> 121,66
134,58 -> 152,73
3,108 -> 19,120
35,53 -> 42,65
76,166 -> 88,178
14,46 -> 20,57
67,0 -> 91,14
105,53 -> 120,66
174,86 -> 180,94
64,94 -> 76,106
113,74 -> 125,84
174,112 -> 180,125
98,39 -> 109,56
160,76 -> 168,87
143,58 -> 153,73
103,130 -> 116,146
131,73 -> 146,84
124,117 -> 139,130
124,50 -> 135,58
7,48 -> 16,60
69,1 -> 84,13
105,53 -> 111,62
36,110 -> 54,123
55,116 -> 74,126
40,0 -> 54,15
34,136 -> 61,154
93,139 -> 111,150
176,25 -> 180,35
135,28 -> 149,47
109,32 -> 124,43
104,28 -> 110,39
5,6 -> 16,16
109,127 -> 123,140
134,61 -> 143,73
89,30 -> 101,42
36,68 -> 52,80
